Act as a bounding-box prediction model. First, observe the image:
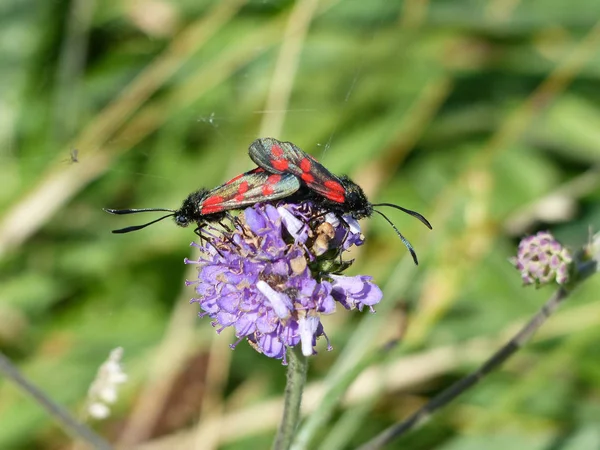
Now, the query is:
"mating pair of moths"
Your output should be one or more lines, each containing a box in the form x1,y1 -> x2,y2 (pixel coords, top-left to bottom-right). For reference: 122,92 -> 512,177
106,138 -> 432,264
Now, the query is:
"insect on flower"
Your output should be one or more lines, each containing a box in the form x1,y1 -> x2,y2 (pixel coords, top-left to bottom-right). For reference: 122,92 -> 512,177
248,137 -> 432,264
104,167 -> 301,235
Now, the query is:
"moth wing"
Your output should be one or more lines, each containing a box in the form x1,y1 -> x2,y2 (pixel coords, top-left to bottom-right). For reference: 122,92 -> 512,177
248,137 -> 346,204
199,168 -> 300,214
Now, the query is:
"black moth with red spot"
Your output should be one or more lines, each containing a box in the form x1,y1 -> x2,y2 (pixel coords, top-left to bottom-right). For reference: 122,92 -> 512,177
248,137 -> 432,265
104,167 -> 300,235
105,137 -> 431,264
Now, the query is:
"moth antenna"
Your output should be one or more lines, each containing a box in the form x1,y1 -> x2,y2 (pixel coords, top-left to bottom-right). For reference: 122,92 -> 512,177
372,209 -> 419,265
110,213 -> 174,234
372,203 -> 432,230
104,208 -> 175,215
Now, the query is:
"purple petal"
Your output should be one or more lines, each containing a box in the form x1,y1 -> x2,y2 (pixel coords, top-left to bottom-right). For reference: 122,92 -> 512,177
256,309 -> 278,333
319,293 -> 337,314
244,208 -> 267,233
280,321 -> 301,347
216,311 -> 237,327
278,206 -> 309,243
264,205 -> 281,226
259,332 -> 285,359
235,314 -> 257,336
331,275 -> 383,311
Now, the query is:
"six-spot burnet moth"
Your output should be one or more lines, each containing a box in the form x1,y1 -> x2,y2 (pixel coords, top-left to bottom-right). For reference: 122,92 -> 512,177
104,167 -> 300,235
105,138 -> 431,264
248,138 -> 432,264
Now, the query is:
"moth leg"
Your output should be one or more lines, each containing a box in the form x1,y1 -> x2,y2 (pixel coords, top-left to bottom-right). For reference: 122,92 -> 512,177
229,213 -> 244,231
308,210 -> 329,227
193,224 -> 206,243
194,224 -> 225,257
218,214 -> 233,232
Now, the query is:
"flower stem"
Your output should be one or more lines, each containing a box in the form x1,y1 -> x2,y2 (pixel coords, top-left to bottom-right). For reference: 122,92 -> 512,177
273,347 -> 308,450
357,259 -> 598,450
0,351 -> 113,450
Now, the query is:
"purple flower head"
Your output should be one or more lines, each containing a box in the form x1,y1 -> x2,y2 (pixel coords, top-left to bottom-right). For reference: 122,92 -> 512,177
510,231 -> 572,287
185,201 -> 381,363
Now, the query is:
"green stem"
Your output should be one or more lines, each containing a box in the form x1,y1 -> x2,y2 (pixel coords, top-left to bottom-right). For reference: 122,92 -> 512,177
0,352 -> 113,450
273,347 -> 309,450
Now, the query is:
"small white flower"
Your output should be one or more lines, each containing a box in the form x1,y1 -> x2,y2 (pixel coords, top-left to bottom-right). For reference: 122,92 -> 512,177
88,403 -> 110,420
86,347 -> 127,420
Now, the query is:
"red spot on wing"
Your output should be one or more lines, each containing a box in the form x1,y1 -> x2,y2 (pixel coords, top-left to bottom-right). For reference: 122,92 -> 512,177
203,195 -> 224,206
325,192 -> 345,203
267,174 -> 282,184
201,195 -> 225,214
232,181 -> 249,202
301,172 -> 315,183
202,205 -> 224,214
323,180 -> 346,203
300,158 -> 311,173
238,181 -> 249,194
271,144 -> 284,157
272,159 -> 289,171
262,175 -> 282,195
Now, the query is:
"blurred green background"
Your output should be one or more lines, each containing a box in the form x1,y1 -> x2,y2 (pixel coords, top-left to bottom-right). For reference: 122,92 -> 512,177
1,0 -> 600,449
